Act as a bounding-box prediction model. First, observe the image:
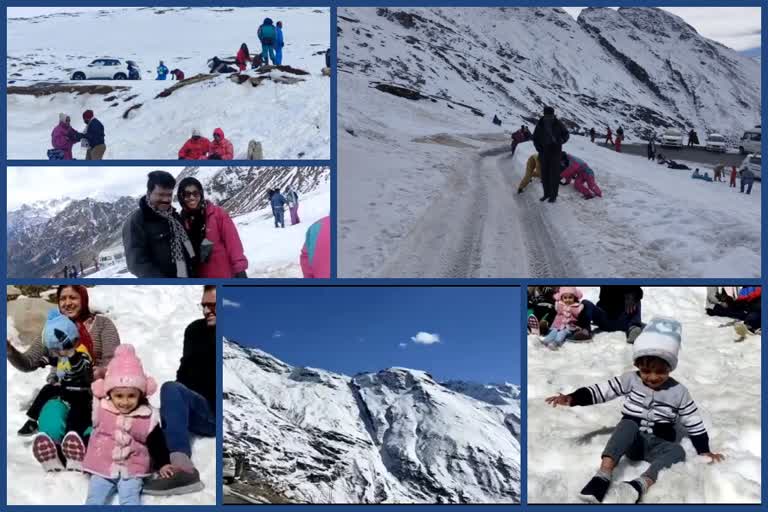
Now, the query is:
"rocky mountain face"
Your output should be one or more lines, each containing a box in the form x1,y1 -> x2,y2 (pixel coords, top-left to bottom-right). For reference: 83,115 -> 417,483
7,166 -> 330,277
223,339 -> 521,504
339,7 -> 760,139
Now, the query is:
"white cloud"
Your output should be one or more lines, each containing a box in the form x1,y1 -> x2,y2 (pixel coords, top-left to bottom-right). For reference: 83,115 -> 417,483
222,298 -> 241,308
410,331 -> 441,345
272,331 -> 284,339
399,342 -> 407,348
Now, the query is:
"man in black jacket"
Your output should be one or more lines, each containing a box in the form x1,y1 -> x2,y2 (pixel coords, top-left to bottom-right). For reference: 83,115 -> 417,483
123,171 -> 194,278
143,285 -> 217,495
82,110 -> 106,160
533,106 -> 569,203
577,286 -> 645,343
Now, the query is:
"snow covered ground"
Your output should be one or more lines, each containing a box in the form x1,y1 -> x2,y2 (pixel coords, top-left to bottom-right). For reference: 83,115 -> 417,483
90,180 -> 330,279
7,7 -> 330,159
527,286 -> 761,504
6,286 -> 216,505
338,79 -> 760,278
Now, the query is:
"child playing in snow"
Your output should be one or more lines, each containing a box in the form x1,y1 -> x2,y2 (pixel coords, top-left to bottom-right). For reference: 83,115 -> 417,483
730,165 -> 738,188
28,310 -> 94,472
83,345 -> 174,505
545,317 -> 724,504
539,287 -> 583,348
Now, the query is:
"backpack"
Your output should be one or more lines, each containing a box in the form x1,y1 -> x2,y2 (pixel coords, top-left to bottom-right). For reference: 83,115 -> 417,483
260,25 -> 276,45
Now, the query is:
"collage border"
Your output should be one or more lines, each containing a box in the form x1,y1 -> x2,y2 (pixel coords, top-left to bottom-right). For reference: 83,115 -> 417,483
3,0 -> 767,510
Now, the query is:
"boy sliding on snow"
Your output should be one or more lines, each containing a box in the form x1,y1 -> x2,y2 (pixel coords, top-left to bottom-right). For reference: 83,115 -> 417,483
545,317 -> 724,504
539,287 -> 583,348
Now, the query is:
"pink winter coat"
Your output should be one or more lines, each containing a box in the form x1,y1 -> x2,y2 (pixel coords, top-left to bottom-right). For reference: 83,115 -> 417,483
51,121 -> 79,160
300,216 -> 330,278
83,400 -> 159,478
199,202 -> 249,278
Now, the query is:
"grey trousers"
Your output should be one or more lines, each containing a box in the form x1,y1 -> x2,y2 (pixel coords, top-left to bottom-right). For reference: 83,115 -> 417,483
602,418 -> 686,481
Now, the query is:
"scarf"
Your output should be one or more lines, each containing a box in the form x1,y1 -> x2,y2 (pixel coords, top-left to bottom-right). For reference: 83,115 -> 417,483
182,200 -> 208,262
148,196 -> 195,277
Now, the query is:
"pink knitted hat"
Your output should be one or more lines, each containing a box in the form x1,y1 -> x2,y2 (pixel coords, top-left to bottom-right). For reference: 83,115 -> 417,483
92,344 -> 157,398
554,286 -> 583,301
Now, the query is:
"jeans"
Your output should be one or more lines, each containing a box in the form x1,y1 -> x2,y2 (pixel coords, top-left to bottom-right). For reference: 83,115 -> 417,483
86,475 -> 143,505
602,419 -> 685,481
275,46 -> 283,65
273,207 -> 285,227
541,326 -> 572,346
741,180 -> 754,194
160,382 -> 216,456
579,300 -> 642,334
261,44 -> 276,65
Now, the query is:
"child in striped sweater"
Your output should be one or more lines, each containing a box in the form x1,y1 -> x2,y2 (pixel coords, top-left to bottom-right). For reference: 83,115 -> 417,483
545,317 -> 724,503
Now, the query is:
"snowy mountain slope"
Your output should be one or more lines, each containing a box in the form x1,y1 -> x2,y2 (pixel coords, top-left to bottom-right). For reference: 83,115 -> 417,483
7,7 -> 330,159
528,287 -> 761,504
223,341 -> 520,503
7,197 -> 73,237
6,286 -> 216,505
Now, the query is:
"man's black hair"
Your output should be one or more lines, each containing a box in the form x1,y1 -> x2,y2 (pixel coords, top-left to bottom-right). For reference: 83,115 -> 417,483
147,170 -> 176,193
203,285 -> 216,292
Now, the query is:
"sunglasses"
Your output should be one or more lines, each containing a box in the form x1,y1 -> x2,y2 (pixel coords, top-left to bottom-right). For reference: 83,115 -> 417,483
183,190 -> 201,199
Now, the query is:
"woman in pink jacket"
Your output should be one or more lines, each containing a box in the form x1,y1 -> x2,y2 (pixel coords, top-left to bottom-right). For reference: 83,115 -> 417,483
51,113 -> 81,160
300,216 -> 330,278
178,177 -> 249,278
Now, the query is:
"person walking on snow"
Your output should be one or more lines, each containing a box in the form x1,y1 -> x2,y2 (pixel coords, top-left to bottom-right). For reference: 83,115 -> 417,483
300,216 -> 330,278
82,110 -> 106,160
589,127 -> 596,143
275,21 -> 285,65
533,105 -> 570,203
517,154 -> 541,194
257,18 -> 278,65
178,129 -> 211,160
647,136 -> 656,160
730,165 -> 738,188
270,188 -> 287,228
713,163 -> 725,182
156,61 -> 169,80
235,43 -> 251,71
546,317 -> 724,504
740,167 -> 755,195
560,152 -> 603,199
604,127 -> 613,145
208,128 -> 233,160
284,185 -> 300,225
51,113 -> 82,160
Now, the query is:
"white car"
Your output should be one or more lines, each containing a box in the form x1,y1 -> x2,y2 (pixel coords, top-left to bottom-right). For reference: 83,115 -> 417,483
740,153 -> 761,181
704,133 -> 727,152
71,58 -> 134,80
660,129 -> 684,148
739,127 -> 761,154
223,451 -> 245,484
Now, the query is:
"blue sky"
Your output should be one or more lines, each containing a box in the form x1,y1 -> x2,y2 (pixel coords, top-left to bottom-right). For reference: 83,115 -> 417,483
221,286 -> 521,384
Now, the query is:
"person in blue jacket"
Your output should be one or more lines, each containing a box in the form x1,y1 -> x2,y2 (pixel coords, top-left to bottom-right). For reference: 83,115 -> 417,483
156,61 -> 169,80
275,21 -> 285,65
257,18 -> 277,65
269,188 -> 287,228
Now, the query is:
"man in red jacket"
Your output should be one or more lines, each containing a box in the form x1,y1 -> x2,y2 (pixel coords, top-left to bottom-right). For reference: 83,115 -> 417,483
178,129 -> 210,160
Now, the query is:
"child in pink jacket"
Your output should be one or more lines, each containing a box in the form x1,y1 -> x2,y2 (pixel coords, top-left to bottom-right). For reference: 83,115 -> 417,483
539,287 -> 584,348
83,345 -> 174,505
560,153 -> 603,199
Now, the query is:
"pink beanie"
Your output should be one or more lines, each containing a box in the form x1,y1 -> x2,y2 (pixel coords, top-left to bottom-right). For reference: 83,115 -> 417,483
554,286 -> 583,301
92,344 -> 157,398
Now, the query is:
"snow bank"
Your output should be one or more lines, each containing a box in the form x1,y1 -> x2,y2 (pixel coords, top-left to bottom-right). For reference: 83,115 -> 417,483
527,286 -> 761,503
6,285 -> 216,505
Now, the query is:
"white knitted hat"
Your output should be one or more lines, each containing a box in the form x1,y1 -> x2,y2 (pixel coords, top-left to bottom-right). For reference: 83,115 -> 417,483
633,317 -> 682,371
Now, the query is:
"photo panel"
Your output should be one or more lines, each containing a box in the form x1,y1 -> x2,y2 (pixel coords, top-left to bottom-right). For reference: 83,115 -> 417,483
7,6 -> 331,161
6,284 -> 219,505
526,285 -> 761,504
337,6 -> 761,278
7,166 -> 331,279
221,285 -> 521,504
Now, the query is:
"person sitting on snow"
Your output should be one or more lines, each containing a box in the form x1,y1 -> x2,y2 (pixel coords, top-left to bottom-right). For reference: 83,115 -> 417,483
178,129 -> 211,160
208,128 -> 233,160
538,287 -> 584,349
235,43 -> 251,71
156,61 -> 169,80
546,317 -> 724,504
560,152 -> 603,199
527,286 -> 557,335
170,69 -> 185,81
517,154 -> 541,194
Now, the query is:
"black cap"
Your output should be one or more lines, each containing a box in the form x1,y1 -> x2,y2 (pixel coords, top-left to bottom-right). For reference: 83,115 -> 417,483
543,106 -> 554,116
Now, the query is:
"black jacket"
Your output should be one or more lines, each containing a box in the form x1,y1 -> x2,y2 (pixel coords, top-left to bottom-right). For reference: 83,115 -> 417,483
177,318 -> 216,413
122,196 -> 192,278
84,118 -> 105,147
533,115 -> 569,154
596,286 -> 644,319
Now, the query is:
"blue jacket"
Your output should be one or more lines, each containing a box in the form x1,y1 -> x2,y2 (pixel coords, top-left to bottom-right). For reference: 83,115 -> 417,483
84,118 -> 105,146
276,27 -> 284,47
258,22 -> 277,44
157,64 -> 168,78
270,193 -> 287,208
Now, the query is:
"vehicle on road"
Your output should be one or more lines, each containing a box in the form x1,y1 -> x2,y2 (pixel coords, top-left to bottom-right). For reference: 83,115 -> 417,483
71,58 -> 139,80
660,128 -> 684,148
740,153 -> 761,181
739,126 -> 761,154
223,451 -> 246,484
705,133 -> 727,153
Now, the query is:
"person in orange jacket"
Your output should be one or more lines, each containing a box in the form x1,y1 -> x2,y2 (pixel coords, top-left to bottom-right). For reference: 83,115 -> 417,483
236,43 -> 251,72
178,129 -> 210,160
208,128 -> 233,160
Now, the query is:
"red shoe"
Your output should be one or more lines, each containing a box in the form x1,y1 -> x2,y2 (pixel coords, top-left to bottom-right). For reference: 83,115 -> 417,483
61,431 -> 86,471
33,433 -> 64,472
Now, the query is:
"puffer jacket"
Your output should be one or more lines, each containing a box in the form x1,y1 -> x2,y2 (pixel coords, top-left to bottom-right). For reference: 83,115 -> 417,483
209,128 -> 234,160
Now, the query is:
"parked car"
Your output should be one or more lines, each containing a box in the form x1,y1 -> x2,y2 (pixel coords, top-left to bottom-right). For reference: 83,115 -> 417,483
740,153 -> 761,181
223,451 -> 246,484
704,133 -> 727,152
71,58 -> 136,80
660,129 -> 684,148
739,127 -> 761,154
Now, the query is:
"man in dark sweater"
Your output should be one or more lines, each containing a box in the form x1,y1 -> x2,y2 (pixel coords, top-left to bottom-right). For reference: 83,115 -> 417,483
577,286 -> 645,343
143,285 -> 216,495
82,110 -> 106,160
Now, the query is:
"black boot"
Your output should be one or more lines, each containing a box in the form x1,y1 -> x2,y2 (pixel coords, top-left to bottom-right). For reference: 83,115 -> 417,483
18,419 -> 38,436
579,476 -> 610,503
548,196 -> 557,203
539,195 -> 549,202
